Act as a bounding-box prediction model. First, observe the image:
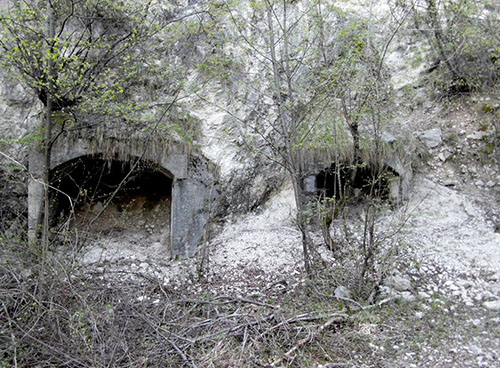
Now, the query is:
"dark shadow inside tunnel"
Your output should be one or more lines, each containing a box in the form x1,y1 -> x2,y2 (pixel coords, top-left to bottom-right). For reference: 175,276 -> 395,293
315,162 -> 397,201
50,155 -> 172,243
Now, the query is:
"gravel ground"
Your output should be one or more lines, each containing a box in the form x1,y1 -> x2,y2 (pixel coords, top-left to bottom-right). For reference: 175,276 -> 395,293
77,136 -> 500,367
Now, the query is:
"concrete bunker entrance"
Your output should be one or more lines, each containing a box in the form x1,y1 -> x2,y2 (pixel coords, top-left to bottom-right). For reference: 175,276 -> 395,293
50,155 -> 173,248
315,162 -> 398,201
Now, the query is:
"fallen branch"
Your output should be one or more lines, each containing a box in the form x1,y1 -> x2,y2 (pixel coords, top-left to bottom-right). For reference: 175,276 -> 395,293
173,295 -> 278,309
258,310 -> 347,340
271,314 -> 348,367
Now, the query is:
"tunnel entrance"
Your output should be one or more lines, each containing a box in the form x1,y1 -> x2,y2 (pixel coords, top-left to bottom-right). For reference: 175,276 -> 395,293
315,162 -> 397,202
50,155 -> 172,247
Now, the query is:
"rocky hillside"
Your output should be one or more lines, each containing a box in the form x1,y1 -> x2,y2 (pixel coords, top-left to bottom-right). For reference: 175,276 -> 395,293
1,0 -> 499,366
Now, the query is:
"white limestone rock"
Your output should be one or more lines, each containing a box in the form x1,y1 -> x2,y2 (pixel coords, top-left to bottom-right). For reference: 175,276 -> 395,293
386,273 -> 412,292
334,285 -> 350,299
418,128 -> 442,149
483,300 -> 500,310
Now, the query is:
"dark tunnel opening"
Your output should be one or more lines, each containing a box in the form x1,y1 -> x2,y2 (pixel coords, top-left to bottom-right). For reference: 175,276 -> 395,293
315,162 -> 397,201
50,155 -> 172,243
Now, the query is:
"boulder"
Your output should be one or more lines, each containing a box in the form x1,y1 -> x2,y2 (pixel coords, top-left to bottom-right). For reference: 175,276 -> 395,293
483,299 -> 500,310
334,285 -> 350,299
418,128 -> 442,149
385,273 -> 412,291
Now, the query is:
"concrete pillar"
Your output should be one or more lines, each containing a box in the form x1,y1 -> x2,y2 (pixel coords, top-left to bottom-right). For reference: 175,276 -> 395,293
171,178 -> 209,258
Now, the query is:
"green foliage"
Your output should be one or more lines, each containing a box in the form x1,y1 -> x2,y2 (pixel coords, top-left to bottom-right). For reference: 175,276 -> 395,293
0,0 -> 203,145
197,54 -> 237,80
0,0 -> 154,117
477,99 -> 500,159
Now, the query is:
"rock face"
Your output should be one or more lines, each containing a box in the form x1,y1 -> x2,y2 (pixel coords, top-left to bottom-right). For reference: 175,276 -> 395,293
216,159 -> 285,217
0,70 -> 40,143
0,72 -> 39,236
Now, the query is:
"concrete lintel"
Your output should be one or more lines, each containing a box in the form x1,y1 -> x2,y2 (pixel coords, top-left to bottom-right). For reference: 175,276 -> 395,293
49,138 -> 188,179
160,153 -> 188,179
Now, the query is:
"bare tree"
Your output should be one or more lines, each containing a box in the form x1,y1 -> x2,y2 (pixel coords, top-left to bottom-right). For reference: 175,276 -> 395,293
412,0 -> 500,93
198,0 -> 355,273
199,0 -> 405,274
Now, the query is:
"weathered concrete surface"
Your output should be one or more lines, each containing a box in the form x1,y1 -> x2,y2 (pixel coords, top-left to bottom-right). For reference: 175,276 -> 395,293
48,138 -> 189,179
172,178 -> 210,257
171,156 -> 218,257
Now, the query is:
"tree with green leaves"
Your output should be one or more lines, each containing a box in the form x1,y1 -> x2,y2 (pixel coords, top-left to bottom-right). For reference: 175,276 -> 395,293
199,0 -> 399,275
0,0 -> 157,254
206,0 -> 343,273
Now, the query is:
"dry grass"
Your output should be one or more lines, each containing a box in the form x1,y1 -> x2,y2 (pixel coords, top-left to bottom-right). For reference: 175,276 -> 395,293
2,246 -> 500,368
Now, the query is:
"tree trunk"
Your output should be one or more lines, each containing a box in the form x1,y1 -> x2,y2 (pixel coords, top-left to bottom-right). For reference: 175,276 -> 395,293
320,210 -> 337,253
38,4 -> 55,300
43,5 -> 55,243
426,0 -> 460,81
290,173 -> 312,275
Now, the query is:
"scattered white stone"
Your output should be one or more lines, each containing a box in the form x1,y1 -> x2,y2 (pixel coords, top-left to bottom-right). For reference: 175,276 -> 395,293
418,291 -> 431,299
483,300 -> 500,310
442,179 -> 458,187
472,319 -> 482,327
334,285 -> 350,299
452,290 -> 462,297
487,272 -> 500,281
467,131 -> 488,140
415,311 -> 425,319
457,279 -> 474,288
482,291 -> 496,300
399,292 -> 416,302
469,344 -> 483,355
418,128 -> 442,149
438,151 -> 452,162
386,274 -> 412,291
